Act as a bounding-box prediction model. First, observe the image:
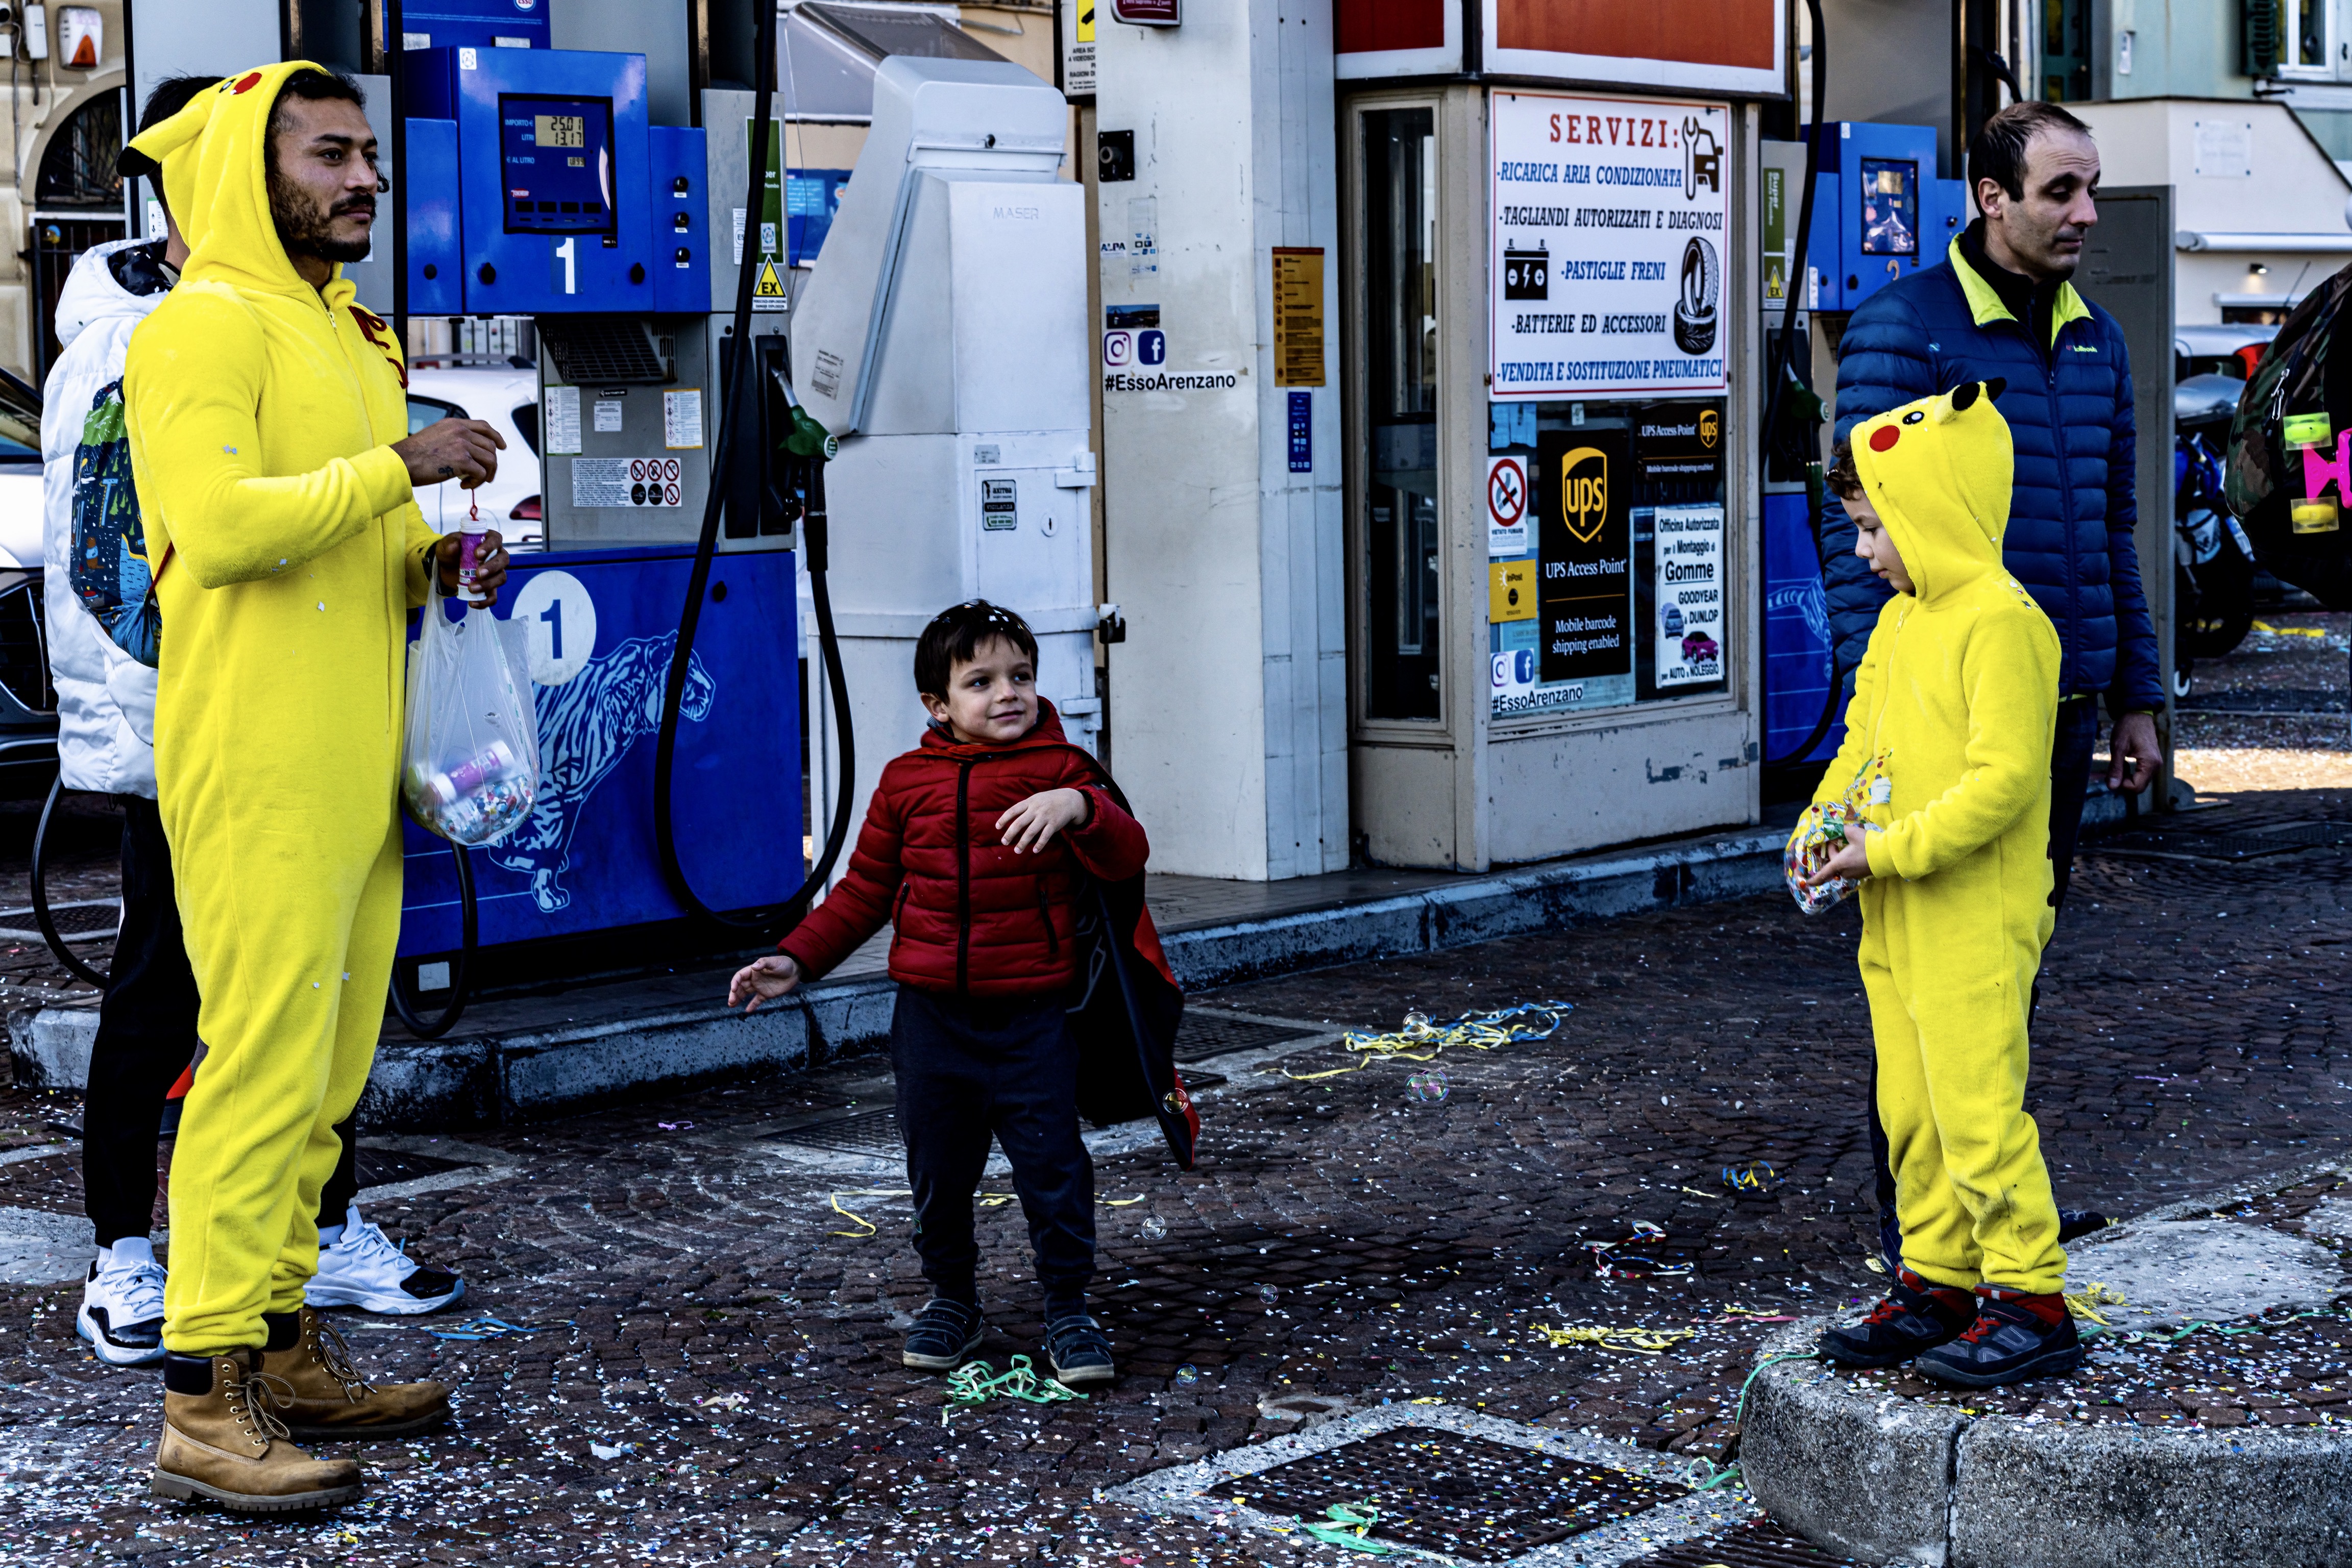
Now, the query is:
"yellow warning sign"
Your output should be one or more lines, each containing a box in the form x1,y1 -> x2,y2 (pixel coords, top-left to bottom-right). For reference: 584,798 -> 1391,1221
1489,559 -> 1536,623
752,257 -> 788,312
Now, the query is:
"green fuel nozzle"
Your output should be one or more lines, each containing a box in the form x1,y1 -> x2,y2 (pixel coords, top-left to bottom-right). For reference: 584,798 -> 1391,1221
783,405 -> 837,460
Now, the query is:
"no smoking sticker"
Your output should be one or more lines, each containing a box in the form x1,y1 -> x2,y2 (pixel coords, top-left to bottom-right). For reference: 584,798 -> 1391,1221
1487,455 -> 1529,556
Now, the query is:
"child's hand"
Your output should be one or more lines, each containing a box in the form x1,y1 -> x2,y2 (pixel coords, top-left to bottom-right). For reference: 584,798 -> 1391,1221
997,787 -> 1091,854
728,953 -> 802,1012
1802,836 -> 1874,889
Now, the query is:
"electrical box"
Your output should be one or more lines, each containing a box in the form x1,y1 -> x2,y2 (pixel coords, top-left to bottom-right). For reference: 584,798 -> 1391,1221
401,45 -> 668,316
1796,122 -> 1967,314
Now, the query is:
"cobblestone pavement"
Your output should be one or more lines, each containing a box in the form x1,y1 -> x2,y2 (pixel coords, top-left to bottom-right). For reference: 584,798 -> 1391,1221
0,777 -> 2339,1567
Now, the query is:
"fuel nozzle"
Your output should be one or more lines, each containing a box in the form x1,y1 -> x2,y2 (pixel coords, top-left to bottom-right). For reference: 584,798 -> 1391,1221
782,403 -> 837,461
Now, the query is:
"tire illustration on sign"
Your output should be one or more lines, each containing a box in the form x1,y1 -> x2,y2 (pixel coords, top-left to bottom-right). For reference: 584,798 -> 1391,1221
1673,235 -> 1719,355
487,632 -> 717,912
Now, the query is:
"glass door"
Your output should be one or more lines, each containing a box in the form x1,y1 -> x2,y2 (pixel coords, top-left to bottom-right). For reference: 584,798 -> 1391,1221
1362,107 -> 1441,720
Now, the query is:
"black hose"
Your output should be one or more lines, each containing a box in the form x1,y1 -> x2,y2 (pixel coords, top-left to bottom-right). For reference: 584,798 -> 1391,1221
31,774 -> 107,990
653,0 -> 856,933
386,836 -> 476,1039
1761,0 -> 1843,773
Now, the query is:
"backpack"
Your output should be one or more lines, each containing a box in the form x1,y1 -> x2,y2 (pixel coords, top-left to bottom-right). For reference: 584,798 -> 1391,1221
67,378 -> 166,666
1058,758 -> 1197,1170
2224,265 -> 2352,610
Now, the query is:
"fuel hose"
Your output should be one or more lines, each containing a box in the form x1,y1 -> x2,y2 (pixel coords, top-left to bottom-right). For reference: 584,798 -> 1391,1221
653,0 -> 857,935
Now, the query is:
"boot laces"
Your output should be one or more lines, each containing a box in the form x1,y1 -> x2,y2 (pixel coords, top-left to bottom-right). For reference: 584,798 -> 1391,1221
225,1367 -> 298,1448
307,1316 -> 376,1403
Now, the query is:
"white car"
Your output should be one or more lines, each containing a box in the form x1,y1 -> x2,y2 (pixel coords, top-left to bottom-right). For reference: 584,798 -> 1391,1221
405,360 -> 544,548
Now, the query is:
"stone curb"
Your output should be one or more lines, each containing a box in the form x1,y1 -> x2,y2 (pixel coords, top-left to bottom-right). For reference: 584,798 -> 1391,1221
1741,1314 -> 2352,1568
6,828 -> 1782,1125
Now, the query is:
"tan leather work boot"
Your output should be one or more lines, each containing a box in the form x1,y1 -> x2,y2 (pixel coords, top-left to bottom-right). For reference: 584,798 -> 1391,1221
260,1306 -> 450,1440
152,1351 -> 363,1512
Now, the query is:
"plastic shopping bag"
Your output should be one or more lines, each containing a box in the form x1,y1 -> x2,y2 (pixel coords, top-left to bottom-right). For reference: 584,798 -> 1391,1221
1782,750 -> 1892,916
401,578 -> 540,847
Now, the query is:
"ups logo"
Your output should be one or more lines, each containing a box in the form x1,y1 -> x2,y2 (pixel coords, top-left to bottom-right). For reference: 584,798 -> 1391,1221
1699,410 -> 1719,449
1561,446 -> 1608,544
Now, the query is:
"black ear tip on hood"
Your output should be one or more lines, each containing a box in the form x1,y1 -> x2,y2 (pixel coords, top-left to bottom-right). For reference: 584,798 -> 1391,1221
1950,383 -> 1978,412
1982,377 -> 2006,402
116,146 -> 161,183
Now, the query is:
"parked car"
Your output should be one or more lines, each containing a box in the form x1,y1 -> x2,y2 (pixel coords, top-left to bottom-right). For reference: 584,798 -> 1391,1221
0,367 -> 53,797
405,357 -> 544,547
2175,322 -> 2279,384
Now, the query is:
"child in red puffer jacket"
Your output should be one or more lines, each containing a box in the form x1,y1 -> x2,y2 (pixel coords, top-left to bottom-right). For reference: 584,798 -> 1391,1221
728,600 -> 1148,1386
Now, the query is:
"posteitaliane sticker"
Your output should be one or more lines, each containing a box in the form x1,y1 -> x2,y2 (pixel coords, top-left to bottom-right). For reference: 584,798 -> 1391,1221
1490,91 -> 1729,399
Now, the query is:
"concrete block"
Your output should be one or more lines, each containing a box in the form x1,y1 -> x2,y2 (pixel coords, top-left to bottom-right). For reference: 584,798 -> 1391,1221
1951,1419 -> 2352,1568
2064,1218 -> 2344,1330
1740,1351 -> 1963,1566
499,1002 -> 816,1118
5,1006 -> 96,1090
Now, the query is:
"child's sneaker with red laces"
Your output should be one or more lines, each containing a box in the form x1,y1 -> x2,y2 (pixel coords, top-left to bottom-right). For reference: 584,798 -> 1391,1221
1917,1286 -> 2082,1387
1818,1268 -> 1978,1368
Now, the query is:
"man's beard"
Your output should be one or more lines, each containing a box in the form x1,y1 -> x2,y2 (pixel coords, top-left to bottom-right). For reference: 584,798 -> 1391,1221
267,164 -> 374,264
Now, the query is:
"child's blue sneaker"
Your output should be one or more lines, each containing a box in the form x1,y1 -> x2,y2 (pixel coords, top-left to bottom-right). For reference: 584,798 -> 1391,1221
1917,1287 -> 2082,1388
1044,1313 -> 1116,1385
1818,1268 -> 1977,1368
902,1298 -> 985,1372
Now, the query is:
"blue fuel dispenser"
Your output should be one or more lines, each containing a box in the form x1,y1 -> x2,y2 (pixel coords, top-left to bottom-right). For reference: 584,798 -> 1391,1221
389,37 -> 818,1021
1802,122 -> 1967,314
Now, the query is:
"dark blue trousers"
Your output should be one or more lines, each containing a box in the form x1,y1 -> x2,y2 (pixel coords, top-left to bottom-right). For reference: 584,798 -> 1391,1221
1867,699 -> 2099,1268
891,985 -> 1094,1314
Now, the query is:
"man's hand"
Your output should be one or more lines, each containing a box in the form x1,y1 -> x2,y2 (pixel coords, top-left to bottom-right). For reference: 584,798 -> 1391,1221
432,529 -> 507,607
997,787 -> 1091,854
393,416 -> 504,490
1801,835 -> 1873,889
2108,710 -> 2162,793
728,953 -> 802,1012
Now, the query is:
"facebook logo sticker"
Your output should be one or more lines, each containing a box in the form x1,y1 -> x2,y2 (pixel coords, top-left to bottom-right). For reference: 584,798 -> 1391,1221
1137,329 -> 1167,365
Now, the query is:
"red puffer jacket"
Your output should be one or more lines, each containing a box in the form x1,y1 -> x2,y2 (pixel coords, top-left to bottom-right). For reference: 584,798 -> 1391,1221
777,702 -> 1152,999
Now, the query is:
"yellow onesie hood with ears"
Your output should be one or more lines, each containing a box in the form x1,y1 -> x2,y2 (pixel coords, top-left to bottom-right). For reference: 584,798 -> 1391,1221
1850,379 -> 2014,604
127,61 -> 344,301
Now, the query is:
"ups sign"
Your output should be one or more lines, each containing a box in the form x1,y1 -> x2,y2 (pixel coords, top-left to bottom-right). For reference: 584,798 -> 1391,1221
1560,446 -> 1608,543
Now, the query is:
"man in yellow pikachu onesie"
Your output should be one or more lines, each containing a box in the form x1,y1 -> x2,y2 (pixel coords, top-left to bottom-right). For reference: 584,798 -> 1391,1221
121,65 -> 511,1510
1799,380 -> 2082,1389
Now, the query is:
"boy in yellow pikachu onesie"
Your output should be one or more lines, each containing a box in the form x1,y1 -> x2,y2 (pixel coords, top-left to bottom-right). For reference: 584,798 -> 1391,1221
1800,380 -> 2082,1389
121,64 -> 511,1510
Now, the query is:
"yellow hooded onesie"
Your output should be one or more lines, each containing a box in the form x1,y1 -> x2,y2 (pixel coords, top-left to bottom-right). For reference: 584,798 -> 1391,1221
1815,380 -> 2068,1295
122,64 -> 438,1354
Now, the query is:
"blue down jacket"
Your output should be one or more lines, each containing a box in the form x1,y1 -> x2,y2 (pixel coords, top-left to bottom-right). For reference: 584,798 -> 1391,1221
1818,238 -> 2163,715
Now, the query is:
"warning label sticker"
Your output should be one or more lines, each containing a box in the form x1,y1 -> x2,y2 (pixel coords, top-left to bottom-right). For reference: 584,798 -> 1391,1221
752,258 -> 789,313
573,457 -> 684,509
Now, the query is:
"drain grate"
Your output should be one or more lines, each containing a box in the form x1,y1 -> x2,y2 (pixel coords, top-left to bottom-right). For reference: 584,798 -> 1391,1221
2088,825 -> 2346,862
1174,1011 -> 1323,1063
768,1068 -> 1233,1158
353,1146 -> 480,1190
1619,1517 -> 1855,1566
1225,1426 -> 1687,1562
0,901 -> 119,943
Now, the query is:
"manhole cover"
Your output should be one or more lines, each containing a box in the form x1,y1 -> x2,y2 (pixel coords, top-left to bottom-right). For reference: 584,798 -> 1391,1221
1226,1425 -> 1688,1562
1620,1517 -> 1854,1566
1175,1011 -> 1322,1062
0,901 -> 118,943
2087,828 -> 2322,862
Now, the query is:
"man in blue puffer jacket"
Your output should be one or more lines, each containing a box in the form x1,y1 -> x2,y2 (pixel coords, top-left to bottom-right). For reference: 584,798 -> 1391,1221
1820,101 -> 2162,1277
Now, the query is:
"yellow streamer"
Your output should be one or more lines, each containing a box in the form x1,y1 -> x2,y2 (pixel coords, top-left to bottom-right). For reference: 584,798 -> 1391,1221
1528,1321 -> 1698,1356
2064,1282 -> 2127,1326
1280,1001 -> 1573,1081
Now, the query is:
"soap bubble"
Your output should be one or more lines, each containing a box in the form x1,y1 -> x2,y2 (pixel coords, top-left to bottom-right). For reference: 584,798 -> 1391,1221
1162,1089 -> 1189,1115
1258,1283 -> 1280,1305
1140,1216 -> 1168,1241
1174,1364 -> 1200,1385
1406,1069 -> 1451,1105
1401,1010 -> 1434,1038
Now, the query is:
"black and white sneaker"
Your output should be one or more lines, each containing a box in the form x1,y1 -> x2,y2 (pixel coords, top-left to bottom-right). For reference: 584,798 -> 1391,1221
1044,1313 -> 1116,1386
304,1205 -> 464,1315
78,1237 -> 167,1367
902,1298 -> 985,1371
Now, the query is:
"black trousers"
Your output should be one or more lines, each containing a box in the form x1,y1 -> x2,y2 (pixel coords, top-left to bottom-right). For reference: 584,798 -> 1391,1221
1865,699 -> 2102,1268
891,985 -> 1094,1314
83,797 -> 360,1247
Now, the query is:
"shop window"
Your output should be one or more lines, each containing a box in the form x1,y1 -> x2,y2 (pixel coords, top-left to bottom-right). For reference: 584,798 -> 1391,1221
1363,107 -> 1440,720
2041,0 -> 2093,100
1488,398 -> 1728,719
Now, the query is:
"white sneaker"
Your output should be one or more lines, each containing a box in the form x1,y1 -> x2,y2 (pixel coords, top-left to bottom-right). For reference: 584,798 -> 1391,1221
77,1237 -> 167,1367
304,1205 -> 465,1315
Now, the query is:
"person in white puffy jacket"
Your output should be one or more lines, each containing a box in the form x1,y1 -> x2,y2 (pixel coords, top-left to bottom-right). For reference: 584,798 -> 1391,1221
53,76 -> 466,1368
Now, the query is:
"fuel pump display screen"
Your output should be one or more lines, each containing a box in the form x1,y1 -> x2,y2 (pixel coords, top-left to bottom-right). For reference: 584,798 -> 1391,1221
498,94 -> 617,237
1859,158 -> 1918,257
